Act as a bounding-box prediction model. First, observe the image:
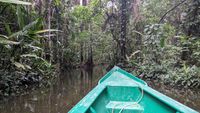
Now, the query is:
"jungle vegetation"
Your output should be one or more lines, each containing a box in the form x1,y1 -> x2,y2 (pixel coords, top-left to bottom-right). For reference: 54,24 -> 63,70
0,0 -> 200,98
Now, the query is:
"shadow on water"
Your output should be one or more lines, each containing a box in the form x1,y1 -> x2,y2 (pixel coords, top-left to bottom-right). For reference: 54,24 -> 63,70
0,66 -> 107,113
0,66 -> 199,113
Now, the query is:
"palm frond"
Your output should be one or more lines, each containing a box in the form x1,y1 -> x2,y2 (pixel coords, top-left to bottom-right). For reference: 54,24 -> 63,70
34,29 -> 62,34
0,0 -> 31,5
9,19 -> 39,38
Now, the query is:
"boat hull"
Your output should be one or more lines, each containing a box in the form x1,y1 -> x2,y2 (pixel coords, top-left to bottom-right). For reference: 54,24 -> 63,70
69,66 -> 198,113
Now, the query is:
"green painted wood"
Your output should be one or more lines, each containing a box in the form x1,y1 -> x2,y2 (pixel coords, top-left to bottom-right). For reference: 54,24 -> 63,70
106,101 -> 144,113
69,66 -> 198,113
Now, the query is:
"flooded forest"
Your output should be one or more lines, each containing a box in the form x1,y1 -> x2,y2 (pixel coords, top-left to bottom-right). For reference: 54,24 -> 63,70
0,0 -> 200,112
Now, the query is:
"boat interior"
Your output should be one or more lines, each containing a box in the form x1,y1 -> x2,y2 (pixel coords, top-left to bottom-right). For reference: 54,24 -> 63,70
86,85 -> 178,113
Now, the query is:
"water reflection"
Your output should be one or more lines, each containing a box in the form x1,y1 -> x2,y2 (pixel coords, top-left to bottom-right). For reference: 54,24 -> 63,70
0,66 -> 199,113
0,66 -> 106,113
147,80 -> 200,111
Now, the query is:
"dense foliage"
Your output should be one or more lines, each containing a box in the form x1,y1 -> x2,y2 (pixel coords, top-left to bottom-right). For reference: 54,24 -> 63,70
0,0 -> 200,98
130,0 -> 200,88
0,0 -> 57,97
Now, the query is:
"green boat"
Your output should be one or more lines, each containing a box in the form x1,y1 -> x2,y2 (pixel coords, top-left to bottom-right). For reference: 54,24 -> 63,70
69,66 -> 198,113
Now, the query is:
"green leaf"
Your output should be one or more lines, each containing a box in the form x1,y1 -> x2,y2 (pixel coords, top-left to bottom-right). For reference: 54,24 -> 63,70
54,0 -> 61,6
20,54 -> 45,61
4,23 -> 12,35
26,44 -> 43,51
24,64 -> 32,69
34,29 -> 62,34
0,36 -> 20,45
13,62 -> 25,70
9,19 -> 39,38
17,5 -> 25,29
0,34 -> 9,39
20,54 -> 40,59
0,0 -> 32,5
22,19 -> 39,31
160,37 -> 165,47
13,62 -> 32,70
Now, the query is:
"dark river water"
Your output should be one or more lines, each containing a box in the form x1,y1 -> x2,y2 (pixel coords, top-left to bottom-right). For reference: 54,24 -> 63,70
0,66 -> 199,113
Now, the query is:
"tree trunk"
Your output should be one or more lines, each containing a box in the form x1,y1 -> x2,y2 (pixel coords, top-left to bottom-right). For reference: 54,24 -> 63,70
44,0 -> 52,62
54,3 -> 62,63
59,0 -> 69,66
86,37 -> 93,66
132,0 -> 142,23
85,25 -> 93,66
80,43 -> 84,64
119,0 -> 128,63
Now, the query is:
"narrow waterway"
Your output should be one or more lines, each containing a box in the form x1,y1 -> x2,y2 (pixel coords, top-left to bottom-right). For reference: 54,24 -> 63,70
0,66 -> 199,113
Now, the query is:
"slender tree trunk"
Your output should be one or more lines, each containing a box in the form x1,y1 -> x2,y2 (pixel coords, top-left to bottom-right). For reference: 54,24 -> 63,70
59,0 -> 69,66
80,0 -> 90,65
80,23 -> 84,64
86,37 -> 93,66
132,0 -> 142,23
84,42 -> 87,62
48,0 -> 53,63
80,43 -> 84,64
54,3 -> 61,63
119,0 -> 128,63
44,0 -> 52,62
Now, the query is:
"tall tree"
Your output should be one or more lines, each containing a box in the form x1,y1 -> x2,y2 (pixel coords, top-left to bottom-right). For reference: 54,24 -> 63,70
119,0 -> 128,63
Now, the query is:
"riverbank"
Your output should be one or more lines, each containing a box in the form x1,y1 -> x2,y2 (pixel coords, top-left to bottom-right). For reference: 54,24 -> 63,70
0,64 -> 58,100
114,63 -> 200,89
